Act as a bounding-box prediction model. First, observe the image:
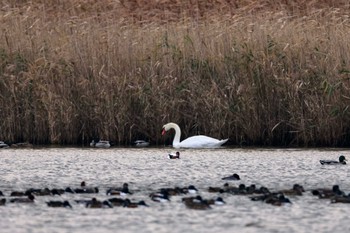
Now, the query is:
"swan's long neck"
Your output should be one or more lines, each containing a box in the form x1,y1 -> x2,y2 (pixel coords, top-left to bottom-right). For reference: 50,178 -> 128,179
170,123 -> 181,146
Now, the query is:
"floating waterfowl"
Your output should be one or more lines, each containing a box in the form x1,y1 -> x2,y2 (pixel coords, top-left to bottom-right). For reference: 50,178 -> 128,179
182,195 -> 211,210
133,140 -> 150,147
150,190 -> 170,202
161,122 -> 228,148
312,185 -> 345,199
123,199 -> 148,208
90,140 -> 111,148
108,197 -> 126,206
10,194 -> 35,203
86,198 -> 113,208
106,183 -> 132,196
47,200 -> 72,208
207,197 -> 226,205
74,181 -> 99,194
0,141 -> 9,149
168,152 -> 180,159
320,155 -> 347,165
0,198 -> 6,206
279,184 -> 305,196
222,173 -> 240,181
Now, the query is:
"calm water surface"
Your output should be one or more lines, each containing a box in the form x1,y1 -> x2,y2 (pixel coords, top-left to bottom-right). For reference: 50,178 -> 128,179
0,147 -> 349,233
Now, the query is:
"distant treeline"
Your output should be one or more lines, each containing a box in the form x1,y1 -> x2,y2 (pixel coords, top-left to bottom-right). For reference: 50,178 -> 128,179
0,1 -> 350,147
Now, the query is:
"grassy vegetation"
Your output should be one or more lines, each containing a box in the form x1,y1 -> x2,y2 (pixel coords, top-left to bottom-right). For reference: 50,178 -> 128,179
1,0 -> 350,146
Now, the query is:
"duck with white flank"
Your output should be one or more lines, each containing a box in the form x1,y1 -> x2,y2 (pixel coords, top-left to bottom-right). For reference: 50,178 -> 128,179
161,122 -> 228,148
168,151 -> 180,159
90,140 -> 111,148
320,155 -> 347,165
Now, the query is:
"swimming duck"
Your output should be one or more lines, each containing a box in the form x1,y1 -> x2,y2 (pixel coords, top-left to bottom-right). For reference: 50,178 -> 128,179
161,122 -> 228,148
0,141 -> 9,149
183,195 -> 211,210
74,181 -> 99,194
86,198 -> 113,208
320,155 -> 347,165
26,188 -> 52,196
222,173 -> 240,181
150,190 -> 170,202
106,183 -> 132,196
207,197 -> 226,205
10,191 -> 26,196
312,185 -> 345,199
279,184 -> 305,196
181,185 -> 198,194
133,140 -> 150,147
108,197 -> 126,206
123,199 -> 149,208
331,194 -> 350,204
0,199 -> 5,206
10,194 -> 35,203
47,200 -> 72,208
90,140 -> 111,148
168,152 -> 180,159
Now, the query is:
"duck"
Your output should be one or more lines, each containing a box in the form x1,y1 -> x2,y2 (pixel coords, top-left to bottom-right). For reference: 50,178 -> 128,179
168,152 -> 180,159
90,140 -> 111,148
47,200 -> 72,208
0,198 -> 6,206
182,195 -> 211,210
182,185 -> 198,194
0,191 -> 3,196
149,190 -> 170,202
207,197 -> 226,205
85,198 -> 113,208
161,122 -> 228,148
221,173 -> 240,181
106,183 -> 132,196
123,199 -> 149,208
279,184 -> 305,196
312,185 -> 345,199
108,197 -> 126,207
74,181 -> 99,194
320,155 -> 347,165
10,194 -> 35,203
25,188 -> 52,196
0,141 -> 9,149
133,140 -> 150,147
331,194 -> 350,204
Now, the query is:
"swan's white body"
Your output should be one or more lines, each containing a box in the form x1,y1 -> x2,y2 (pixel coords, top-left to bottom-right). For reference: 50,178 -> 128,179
162,123 -> 228,148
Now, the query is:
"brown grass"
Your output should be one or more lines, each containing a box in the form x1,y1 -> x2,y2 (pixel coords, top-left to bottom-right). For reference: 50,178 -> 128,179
0,0 -> 350,146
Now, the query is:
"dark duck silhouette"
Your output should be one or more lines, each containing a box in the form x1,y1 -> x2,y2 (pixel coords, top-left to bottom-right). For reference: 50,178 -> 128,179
320,155 -> 347,165
221,173 -> 240,181
47,200 -> 72,208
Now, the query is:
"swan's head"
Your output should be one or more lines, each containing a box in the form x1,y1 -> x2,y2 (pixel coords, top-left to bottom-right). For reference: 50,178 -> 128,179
162,123 -> 174,135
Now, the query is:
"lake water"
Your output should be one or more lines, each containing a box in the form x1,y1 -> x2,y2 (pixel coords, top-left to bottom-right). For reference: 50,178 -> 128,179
0,147 -> 349,233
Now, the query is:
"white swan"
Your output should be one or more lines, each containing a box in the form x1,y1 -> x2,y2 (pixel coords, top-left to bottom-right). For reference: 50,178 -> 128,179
161,122 -> 228,148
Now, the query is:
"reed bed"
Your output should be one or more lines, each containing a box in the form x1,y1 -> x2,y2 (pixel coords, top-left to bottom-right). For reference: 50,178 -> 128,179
0,0 -> 350,146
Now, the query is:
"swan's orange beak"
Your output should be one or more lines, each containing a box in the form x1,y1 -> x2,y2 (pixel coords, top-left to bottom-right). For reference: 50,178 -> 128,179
161,128 -> 166,135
